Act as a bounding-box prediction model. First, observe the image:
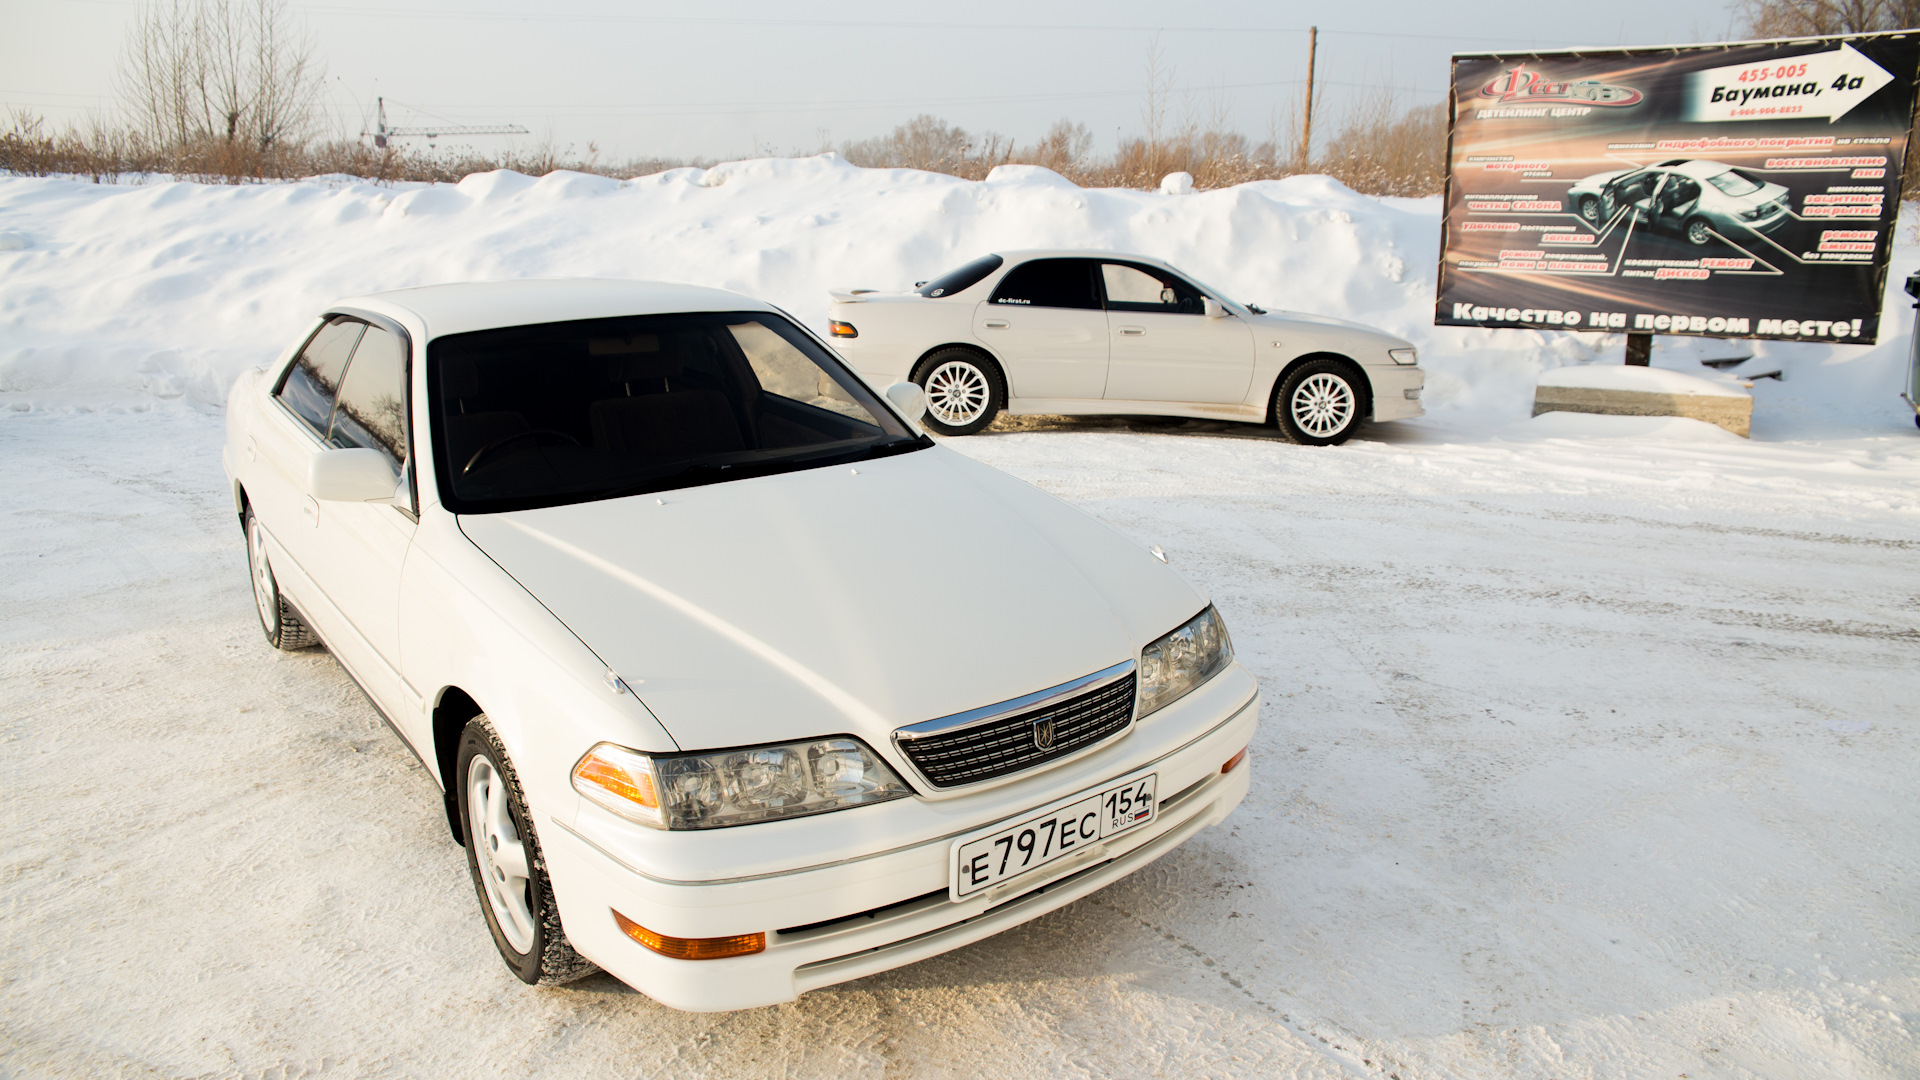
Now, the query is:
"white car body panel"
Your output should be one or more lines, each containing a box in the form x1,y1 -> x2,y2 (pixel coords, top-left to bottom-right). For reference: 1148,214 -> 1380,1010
221,279 -> 1257,1011
829,249 -> 1423,425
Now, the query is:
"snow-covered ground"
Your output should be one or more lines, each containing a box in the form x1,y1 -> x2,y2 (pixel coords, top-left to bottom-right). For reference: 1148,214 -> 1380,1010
2,164 -> 1916,1078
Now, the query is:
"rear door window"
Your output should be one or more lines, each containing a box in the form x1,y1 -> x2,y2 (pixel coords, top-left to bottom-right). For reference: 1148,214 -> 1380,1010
990,259 -> 1100,309
278,317 -> 364,434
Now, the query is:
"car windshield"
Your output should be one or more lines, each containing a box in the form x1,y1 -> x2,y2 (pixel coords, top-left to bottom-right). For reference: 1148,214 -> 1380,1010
917,254 -> 1004,298
429,310 -> 925,513
1705,169 -> 1763,197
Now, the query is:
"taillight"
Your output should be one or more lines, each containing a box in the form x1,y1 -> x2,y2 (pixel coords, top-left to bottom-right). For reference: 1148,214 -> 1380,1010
827,320 -> 858,338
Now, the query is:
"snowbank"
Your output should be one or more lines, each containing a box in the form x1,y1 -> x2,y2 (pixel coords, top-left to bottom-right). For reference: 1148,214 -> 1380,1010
0,158 -> 1915,438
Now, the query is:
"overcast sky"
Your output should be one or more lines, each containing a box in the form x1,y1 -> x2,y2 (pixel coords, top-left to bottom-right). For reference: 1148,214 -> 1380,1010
3,0 -> 1745,164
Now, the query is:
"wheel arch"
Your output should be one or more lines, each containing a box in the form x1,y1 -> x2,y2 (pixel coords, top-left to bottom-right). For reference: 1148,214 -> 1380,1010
912,341 -> 1005,383
1264,351 -> 1374,424
432,686 -> 487,843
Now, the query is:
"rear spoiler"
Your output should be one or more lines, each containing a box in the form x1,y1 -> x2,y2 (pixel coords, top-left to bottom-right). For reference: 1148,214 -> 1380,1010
828,288 -> 884,303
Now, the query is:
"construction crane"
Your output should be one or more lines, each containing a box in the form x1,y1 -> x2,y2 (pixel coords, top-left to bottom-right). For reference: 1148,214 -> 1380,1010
367,97 -> 528,148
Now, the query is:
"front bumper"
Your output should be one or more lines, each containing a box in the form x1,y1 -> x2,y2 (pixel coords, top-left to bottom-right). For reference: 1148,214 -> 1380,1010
541,675 -> 1259,1011
1366,364 -> 1425,422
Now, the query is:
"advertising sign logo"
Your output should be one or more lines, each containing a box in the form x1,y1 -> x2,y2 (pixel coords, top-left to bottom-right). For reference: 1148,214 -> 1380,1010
1436,33 -> 1920,343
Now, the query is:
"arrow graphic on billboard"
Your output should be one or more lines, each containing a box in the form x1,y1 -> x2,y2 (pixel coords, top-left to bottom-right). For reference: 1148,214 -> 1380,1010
1686,43 -> 1894,124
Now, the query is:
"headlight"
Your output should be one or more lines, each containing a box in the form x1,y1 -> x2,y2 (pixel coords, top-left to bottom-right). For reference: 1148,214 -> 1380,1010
572,737 -> 911,830
1388,348 -> 1418,365
1137,605 -> 1234,718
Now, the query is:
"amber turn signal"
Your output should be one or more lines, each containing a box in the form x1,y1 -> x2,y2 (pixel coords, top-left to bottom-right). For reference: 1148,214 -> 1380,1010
612,910 -> 766,960
1221,746 -> 1248,774
827,320 -> 858,338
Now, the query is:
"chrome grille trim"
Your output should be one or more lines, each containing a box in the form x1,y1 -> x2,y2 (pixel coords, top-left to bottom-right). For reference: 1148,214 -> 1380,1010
892,661 -> 1138,789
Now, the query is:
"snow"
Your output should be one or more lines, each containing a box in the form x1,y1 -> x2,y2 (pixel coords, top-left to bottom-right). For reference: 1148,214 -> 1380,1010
1536,364 -> 1752,398
2,163 -> 1917,1078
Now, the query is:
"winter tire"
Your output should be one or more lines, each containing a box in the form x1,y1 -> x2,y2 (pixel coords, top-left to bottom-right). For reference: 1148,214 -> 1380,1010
246,504 -> 319,651
1275,360 -> 1365,446
911,348 -> 1004,436
457,716 -> 596,985
1685,217 -> 1714,246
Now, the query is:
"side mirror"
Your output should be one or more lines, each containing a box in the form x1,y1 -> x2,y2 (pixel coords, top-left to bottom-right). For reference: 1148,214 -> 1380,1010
885,381 -> 928,423
1203,297 -> 1228,319
308,448 -> 398,503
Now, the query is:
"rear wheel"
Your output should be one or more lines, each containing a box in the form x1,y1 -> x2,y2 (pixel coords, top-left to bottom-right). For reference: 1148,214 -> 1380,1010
245,505 -> 318,651
1274,360 -> 1365,446
911,348 -> 1004,436
458,717 -> 595,985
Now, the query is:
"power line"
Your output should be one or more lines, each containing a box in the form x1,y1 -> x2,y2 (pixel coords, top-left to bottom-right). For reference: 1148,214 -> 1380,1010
52,0 -> 1577,47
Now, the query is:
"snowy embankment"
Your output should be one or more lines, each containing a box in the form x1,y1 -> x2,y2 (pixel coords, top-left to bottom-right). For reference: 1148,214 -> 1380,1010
1,153 -> 1915,438
2,163 -> 1917,1078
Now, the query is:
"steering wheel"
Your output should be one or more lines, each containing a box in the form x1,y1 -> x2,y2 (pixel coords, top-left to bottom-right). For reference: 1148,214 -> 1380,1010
462,429 -> 582,475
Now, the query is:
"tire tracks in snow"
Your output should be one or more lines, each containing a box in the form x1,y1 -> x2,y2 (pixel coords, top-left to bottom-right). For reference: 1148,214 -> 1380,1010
1082,894 -> 1419,1080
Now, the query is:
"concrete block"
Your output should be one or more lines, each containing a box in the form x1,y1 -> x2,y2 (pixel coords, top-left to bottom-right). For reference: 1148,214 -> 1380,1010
1532,386 -> 1751,437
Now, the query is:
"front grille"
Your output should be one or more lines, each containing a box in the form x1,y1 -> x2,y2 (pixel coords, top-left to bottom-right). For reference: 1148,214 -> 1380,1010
896,671 -> 1136,788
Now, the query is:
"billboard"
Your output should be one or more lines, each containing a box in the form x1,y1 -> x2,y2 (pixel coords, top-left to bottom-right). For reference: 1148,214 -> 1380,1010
1436,34 -> 1920,343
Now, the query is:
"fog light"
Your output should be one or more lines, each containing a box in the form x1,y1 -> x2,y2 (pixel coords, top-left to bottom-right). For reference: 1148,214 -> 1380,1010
612,910 -> 766,960
827,320 -> 858,338
1222,746 -> 1248,773
1404,387 -> 1421,399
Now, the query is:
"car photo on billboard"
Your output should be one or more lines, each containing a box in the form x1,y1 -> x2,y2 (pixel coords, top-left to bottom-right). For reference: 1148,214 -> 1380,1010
1569,159 -> 1792,245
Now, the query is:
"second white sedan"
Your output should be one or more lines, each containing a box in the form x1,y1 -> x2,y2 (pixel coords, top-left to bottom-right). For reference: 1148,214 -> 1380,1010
826,250 -> 1424,444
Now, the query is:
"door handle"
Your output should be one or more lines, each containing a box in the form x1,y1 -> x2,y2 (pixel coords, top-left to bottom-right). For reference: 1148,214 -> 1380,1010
1118,326 -> 1145,336
983,320 -> 1009,329
301,496 -> 319,527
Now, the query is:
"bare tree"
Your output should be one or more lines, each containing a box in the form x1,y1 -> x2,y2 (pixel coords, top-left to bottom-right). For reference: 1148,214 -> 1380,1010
118,0 -> 324,151
1733,0 -> 1898,35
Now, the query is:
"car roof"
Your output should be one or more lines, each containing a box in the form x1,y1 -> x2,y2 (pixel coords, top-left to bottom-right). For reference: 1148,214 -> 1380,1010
988,249 -> 1179,268
1671,160 -> 1734,179
332,279 -> 776,338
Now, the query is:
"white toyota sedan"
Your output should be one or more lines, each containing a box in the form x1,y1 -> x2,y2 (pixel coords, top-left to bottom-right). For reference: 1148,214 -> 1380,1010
222,279 -> 1258,1011
826,250 -> 1424,444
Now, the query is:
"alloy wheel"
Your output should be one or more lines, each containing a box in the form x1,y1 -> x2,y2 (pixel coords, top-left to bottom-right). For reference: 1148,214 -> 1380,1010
466,755 -> 536,953
1291,372 -> 1356,438
247,514 -> 277,633
924,360 -> 990,427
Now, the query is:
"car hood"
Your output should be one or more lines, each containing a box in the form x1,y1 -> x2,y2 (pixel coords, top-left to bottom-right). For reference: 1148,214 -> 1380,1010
457,446 -> 1206,754
1254,309 -> 1410,347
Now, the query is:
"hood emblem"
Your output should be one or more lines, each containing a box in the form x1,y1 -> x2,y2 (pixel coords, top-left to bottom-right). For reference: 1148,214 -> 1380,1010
1032,716 -> 1057,751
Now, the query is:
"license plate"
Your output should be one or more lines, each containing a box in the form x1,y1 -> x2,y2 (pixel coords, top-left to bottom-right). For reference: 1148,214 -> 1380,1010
951,773 -> 1157,900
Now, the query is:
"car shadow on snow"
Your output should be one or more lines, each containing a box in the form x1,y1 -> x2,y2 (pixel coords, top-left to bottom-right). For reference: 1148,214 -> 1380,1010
975,412 -> 1441,448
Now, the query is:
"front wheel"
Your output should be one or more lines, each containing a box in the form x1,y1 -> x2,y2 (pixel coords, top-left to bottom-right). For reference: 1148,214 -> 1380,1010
1275,360 -> 1365,446
457,717 -> 595,985
245,505 -> 318,650
911,348 -> 1004,436
1685,217 -> 1714,246
1580,196 -> 1602,226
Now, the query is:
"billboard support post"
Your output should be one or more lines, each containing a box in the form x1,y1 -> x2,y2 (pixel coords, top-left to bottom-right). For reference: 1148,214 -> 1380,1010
1625,334 -> 1653,366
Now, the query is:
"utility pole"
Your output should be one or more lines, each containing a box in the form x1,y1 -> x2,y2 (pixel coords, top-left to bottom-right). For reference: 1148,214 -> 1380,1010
1300,26 -> 1318,169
